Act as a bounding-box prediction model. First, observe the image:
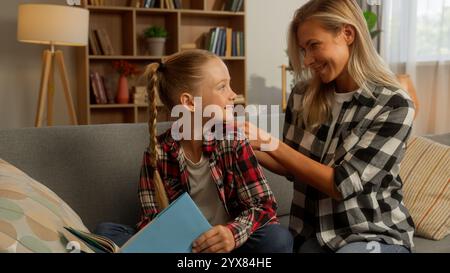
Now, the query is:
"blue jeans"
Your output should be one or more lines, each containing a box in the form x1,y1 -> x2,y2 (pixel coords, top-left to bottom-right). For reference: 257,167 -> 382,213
94,222 -> 293,253
297,237 -> 411,253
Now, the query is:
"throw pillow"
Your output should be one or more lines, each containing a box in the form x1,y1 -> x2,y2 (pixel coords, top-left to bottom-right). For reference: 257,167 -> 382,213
400,136 -> 450,240
0,159 -> 92,253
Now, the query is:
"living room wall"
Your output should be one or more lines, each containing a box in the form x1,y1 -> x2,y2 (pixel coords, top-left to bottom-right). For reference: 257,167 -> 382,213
0,0 -> 304,129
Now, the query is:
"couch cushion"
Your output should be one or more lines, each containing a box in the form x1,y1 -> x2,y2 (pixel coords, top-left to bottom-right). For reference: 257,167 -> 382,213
400,136 -> 450,240
0,159 -> 90,253
414,235 -> 450,253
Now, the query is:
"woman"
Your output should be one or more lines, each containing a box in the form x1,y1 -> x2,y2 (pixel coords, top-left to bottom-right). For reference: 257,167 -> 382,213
245,0 -> 415,253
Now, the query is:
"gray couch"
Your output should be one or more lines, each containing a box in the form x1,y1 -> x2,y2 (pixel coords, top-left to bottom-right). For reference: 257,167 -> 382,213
0,115 -> 448,253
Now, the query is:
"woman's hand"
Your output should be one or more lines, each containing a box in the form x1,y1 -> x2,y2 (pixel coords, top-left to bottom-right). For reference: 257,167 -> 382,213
240,121 -> 277,151
192,225 -> 236,253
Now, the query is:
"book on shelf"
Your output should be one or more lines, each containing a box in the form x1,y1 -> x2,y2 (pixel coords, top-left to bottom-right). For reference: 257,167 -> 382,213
90,72 -> 108,104
88,30 -> 101,55
173,0 -> 182,9
223,0 -> 244,12
94,28 -> 115,56
234,94 -> 246,105
143,0 -> 158,8
64,193 -> 212,253
205,28 -> 244,57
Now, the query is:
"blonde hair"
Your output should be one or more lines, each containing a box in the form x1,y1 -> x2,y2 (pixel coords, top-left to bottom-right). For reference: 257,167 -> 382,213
287,0 -> 402,129
143,49 -> 217,209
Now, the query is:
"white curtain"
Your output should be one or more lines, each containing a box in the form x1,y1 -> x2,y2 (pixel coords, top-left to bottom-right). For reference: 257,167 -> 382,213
381,0 -> 450,136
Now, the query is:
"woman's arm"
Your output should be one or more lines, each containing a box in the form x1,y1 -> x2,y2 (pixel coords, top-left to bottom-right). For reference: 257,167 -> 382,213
253,150 -> 290,177
245,122 -> 342,201
268,139 -> 342,201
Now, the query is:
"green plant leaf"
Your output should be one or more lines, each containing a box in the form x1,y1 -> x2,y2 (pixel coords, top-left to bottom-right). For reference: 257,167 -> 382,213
364,11 -> 377,32
143,26 -> 168,38
371,30 -> 382,39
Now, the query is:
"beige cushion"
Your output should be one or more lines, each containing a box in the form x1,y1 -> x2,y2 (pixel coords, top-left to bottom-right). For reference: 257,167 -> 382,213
401,137 -> 450,240
0,159 -> 91,253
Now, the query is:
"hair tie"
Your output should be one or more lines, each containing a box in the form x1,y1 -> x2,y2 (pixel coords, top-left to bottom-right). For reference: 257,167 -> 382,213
157,62 -> 166,73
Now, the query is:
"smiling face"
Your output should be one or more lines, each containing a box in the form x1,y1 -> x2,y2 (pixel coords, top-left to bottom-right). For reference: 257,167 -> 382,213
199,58 -> 237,120
297,19 -> 354,84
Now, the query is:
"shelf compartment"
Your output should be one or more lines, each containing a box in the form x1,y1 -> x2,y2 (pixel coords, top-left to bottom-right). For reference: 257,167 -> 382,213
180,14 -> 244,52
90,10 -> 134,56
135,12 -> 179,56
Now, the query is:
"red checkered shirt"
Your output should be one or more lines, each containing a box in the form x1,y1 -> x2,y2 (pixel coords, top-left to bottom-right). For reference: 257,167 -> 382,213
137,126 -> 279,248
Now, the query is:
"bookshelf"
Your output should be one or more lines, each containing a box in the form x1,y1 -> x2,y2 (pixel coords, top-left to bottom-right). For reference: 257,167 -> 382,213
76,0 -> 247,125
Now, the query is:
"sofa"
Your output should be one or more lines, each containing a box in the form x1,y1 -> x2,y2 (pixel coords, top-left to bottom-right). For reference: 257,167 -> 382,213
0,114 -> 449,253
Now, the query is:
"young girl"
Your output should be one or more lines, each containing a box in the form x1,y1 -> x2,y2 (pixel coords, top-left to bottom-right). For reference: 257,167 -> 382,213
96,50 -> 293,253
245,0 -> 415,253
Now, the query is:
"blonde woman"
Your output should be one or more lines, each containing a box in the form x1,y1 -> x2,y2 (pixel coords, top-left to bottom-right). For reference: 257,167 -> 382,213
244,0 -> 415,253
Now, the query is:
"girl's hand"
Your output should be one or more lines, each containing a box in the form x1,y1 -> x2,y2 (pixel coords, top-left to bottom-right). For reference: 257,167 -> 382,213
192,225 -> 235,253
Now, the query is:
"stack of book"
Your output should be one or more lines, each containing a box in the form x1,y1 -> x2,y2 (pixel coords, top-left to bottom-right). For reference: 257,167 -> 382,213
234,94 -> 246,105
89,29 -> 115,56
205,27 -> 245,57
90,72 -> 114,104
132,86 -> 148,105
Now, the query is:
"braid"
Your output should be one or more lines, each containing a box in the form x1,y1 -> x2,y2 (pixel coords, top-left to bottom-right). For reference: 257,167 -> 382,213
145,63 -> 169,210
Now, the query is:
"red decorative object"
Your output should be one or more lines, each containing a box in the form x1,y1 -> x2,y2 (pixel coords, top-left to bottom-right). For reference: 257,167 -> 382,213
112,60 -> 140,104
116,75 -> 129,104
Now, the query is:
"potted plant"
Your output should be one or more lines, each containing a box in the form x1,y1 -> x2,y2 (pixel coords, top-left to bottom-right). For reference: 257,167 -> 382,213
143,26 -> 168,56
364,10 -> 381,39
112,60 -> 141,104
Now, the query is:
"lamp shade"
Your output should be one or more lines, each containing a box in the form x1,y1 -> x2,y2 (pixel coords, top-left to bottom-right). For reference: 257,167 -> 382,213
17,4 -> 89,46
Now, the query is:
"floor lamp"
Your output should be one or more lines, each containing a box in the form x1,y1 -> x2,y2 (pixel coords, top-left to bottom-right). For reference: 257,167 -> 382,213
17,4 -> 89,127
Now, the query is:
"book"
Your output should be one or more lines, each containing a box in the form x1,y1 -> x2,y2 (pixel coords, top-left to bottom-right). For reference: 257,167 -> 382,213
88,30 -> 101,55
226,28 -> 233,57
94,72 -> 108,104
65,193 -> 212,253
90,72 -> 101,104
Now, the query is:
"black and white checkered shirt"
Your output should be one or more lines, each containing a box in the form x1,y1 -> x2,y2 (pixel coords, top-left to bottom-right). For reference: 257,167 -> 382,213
283,82 -> 416,251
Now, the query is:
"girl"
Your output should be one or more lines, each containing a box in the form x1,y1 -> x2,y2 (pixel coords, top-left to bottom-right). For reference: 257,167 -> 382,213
96,50 -> 293,253
244,0 -> 415,253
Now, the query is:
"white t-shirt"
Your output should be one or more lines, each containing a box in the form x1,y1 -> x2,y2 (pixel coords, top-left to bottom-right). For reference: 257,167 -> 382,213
321,90 -> 359,160
181,147 -> 231,226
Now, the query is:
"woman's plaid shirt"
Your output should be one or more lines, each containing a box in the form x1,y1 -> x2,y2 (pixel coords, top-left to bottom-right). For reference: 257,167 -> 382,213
138,126 -> 278,248
284,82 -> 416,251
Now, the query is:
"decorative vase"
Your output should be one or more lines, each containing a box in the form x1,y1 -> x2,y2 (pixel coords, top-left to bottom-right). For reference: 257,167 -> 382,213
147,37 -> 166,56
116,75 -> 129,104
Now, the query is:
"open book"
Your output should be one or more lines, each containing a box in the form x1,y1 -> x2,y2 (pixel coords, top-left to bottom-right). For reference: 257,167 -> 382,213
64,193 -> 212,253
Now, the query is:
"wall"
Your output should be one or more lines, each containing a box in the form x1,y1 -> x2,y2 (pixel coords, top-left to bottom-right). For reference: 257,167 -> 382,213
0,0 -> 78,128
246,0 -> 305,110
0,0 -> 304,128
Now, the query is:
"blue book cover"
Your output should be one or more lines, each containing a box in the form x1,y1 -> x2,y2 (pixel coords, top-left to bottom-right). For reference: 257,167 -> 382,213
120,192 -> 212,253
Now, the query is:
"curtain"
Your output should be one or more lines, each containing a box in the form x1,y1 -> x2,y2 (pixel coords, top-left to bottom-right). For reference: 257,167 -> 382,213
381,0 -> 450,136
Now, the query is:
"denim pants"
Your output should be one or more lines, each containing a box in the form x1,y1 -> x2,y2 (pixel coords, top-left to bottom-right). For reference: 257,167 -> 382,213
297,237 -> 411,253
94,222 -> 293,253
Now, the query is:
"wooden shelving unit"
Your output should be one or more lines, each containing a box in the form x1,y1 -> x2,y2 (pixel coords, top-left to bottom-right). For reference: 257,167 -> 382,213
76,0 -> 247,125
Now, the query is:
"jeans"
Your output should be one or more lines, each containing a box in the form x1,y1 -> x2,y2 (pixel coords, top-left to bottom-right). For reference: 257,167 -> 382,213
94,222 -> 293,253
297,237 -> 411,253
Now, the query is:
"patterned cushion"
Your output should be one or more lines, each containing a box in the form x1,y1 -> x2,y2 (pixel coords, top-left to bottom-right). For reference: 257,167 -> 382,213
401,137 -> 450,240
0,159 -> 90,253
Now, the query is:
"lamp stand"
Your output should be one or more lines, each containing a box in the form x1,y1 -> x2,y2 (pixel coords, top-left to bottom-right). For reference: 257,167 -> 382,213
35,45 -> 78,127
